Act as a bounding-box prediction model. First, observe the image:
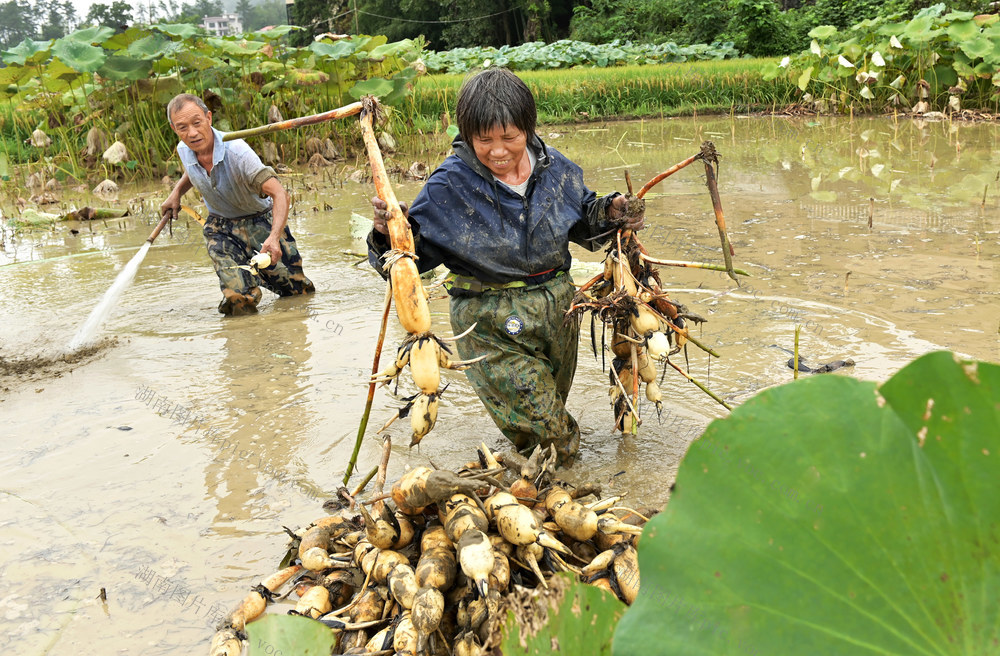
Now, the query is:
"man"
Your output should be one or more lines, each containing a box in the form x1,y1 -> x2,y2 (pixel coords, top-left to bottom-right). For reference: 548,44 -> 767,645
160,93 -> 314,316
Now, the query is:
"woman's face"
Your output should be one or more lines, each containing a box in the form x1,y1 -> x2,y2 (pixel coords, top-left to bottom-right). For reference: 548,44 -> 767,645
471,124 -> 528,178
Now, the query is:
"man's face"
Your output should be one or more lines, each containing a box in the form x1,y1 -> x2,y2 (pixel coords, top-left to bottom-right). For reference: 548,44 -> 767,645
170,102 -> 214,157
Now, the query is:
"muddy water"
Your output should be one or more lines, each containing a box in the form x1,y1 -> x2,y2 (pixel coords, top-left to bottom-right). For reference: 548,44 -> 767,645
1,115 -> 997,654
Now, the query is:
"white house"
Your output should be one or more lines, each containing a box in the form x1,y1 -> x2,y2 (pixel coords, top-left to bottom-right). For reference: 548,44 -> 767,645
201,13 -> 244,36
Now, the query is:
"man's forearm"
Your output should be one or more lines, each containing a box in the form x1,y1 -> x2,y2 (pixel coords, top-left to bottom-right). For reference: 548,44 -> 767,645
169,172 -> 193,200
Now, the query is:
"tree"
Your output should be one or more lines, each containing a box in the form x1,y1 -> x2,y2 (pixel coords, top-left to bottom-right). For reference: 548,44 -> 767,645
36,0 -> 76,39
84,0 -> 134,30
235,0 -> 250,25
245,0 -> 287,31
288,0 -> 348,45
0,0 -> 36,49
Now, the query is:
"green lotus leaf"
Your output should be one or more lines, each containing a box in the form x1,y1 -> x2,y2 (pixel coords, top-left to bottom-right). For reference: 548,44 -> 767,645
98,56 -> 152,81
127,34 -> 178,59
957,34 -> 994,59
151,57 -> 180,75
154,23 -> 204,39
63,26 -> 114,44
348,76 -> 394,99
975,13 -> 999,27
3,38 -> 53,66
308,40 -> 356,60
175,50 -> 222,70
102,26 -> 150,51
929,62 -> 958,91
51,39 -> 106,72
260,79 -> 285,94
502,573 -> 625,656
370,38 -> 417,59
205,37 -> 268,57
943,10 -> 976,22
974,60 -> 996,76
45,57 -> 80,81
245,614 -> 337,656
252,24 -> 297,40
797,65 -> 813,91
0,64 -> 30,86
379,67 -> 418,105
285,68 -> 329,86
808,25 -> 838,40
947,18 -> 981,43
613,351 -> 1000,656
903,16 -> 939,43
993,71 -> 1000,86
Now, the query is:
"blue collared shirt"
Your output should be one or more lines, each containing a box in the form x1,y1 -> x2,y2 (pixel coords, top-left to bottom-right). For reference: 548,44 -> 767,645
177,127 -> 274,218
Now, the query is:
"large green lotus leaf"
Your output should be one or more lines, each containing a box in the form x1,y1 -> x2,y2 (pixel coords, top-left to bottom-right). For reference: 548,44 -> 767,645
613,351 -> 1000,656
958,34 -> 995,59
929,62 -> 958,91
63,26 -> 114,44
245,614 -> 336,656
103,26 -> 151,51
948,18 -> 981,43
51,39 -> 106,72
903,16 -> 938,42
127,34 -> 180,59
3,38 -> 53,65
154,23 -> 204,39
98,56 -> 152,81
309,39 -> 357,60
252,24 -> 297,40
205,36 -> 268,57
0,64 -> 31,86
349,77 -> 394,99
44,57 -> 81,83
502,573 -> 626,656
808,25 -> 838,40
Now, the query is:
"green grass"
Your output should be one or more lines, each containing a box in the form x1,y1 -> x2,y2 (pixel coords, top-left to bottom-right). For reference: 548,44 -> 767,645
406,58 -> 799,130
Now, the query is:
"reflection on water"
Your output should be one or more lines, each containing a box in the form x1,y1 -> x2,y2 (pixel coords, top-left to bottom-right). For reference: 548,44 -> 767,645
1,114 -> 998,654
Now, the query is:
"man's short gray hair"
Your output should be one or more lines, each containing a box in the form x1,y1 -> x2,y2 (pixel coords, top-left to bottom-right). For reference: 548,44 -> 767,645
166,93 -> 210,126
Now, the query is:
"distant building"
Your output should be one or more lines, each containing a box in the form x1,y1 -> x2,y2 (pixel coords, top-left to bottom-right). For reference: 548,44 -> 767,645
201,13 -> 244,36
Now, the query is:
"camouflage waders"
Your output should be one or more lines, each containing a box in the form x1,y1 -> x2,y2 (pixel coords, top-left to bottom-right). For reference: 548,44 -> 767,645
203,211 -> 315,316
449,274 -> 581,464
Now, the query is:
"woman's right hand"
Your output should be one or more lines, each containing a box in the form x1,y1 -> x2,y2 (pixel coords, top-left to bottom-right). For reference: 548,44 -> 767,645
372,196 -> 408,235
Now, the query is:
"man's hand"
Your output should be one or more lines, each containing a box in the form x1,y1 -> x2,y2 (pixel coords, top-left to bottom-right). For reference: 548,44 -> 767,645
372,196 -> 408,236
259,235 -> 282,266
608,194 -> 645,231
160,195 -> 180,223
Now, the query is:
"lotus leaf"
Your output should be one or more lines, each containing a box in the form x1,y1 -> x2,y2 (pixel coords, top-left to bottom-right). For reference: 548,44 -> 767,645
98,57 -> 153,82
64,26 -> 114,44
245,614 -> 337,656
975,13 -> 999,27
956,35 -> 994,60
797,66 -> 813,91
0,65 -> 31,86
947,19 -> 981,44
349,77 -> 394,99
309,40 -> 356,60
808,25 -> 839,40
154,23 -> 204,39
127,34 -> 179,60
3,38 -> 53,66
903,16 -> 940,43
502,573 -> 626,656
252,25 -> 297,40
103,27 -> 151,51
613,351 -> 999,656
205,37 -> 268,57
52,40 -> 106,73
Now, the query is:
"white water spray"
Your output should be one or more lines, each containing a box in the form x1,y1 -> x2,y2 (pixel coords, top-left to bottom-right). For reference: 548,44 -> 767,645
68,241 -> 152,351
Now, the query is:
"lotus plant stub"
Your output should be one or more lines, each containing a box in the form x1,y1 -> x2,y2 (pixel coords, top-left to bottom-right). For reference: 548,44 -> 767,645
30,129 -> 51,148
103,140 -> 128,164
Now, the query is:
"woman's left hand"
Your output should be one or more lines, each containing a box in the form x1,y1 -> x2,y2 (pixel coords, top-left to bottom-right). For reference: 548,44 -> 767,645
609,194 -> 645,231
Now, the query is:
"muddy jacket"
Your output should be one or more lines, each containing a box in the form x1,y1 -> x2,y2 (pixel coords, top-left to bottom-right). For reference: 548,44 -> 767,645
368,135 -> 618,285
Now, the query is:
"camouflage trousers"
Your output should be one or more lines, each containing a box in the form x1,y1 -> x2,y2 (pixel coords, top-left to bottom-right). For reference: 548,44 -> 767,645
449,274 -> 581,465
203,211 -> 315,316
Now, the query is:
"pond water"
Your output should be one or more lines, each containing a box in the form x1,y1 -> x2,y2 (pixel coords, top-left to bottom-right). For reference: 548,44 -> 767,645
1,114 -> 997,655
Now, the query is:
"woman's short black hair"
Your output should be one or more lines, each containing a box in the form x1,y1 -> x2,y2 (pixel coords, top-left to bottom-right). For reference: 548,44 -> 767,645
456,68 -> 536,142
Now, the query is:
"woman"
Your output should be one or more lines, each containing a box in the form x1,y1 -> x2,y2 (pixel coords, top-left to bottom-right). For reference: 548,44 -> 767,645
369,68 -> 643,465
